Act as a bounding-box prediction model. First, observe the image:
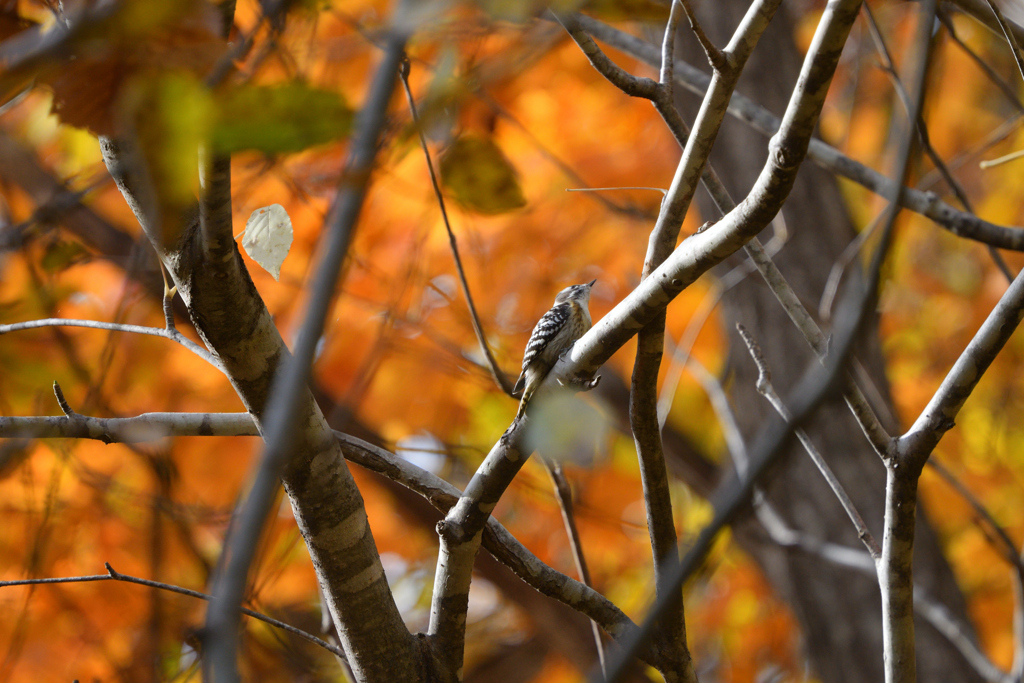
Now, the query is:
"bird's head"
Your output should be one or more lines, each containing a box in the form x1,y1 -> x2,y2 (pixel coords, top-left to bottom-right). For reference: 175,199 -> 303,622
554,279 -> 596,305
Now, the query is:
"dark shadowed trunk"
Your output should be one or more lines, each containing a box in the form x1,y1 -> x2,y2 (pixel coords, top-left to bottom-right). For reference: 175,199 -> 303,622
666,3 -> 982,681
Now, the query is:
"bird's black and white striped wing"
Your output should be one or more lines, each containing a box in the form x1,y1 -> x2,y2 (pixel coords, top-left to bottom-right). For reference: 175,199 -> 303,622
521,302 -> 571,370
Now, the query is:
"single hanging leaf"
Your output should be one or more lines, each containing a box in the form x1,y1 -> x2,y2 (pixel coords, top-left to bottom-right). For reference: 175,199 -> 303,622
41,240 -> 89,273
439,135 -> 526,215
242,204 -> 293,280
212,83 -> 353,154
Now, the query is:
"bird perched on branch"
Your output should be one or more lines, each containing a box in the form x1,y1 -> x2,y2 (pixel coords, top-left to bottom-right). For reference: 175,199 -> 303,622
513,279 -> 596,421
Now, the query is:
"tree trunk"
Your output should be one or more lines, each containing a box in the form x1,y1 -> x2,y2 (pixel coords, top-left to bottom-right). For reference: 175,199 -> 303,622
669,3 -> 983,681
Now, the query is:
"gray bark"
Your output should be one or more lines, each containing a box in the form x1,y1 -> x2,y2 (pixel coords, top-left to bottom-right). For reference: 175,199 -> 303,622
672,3 -> 982,681
98,138 -> 423,682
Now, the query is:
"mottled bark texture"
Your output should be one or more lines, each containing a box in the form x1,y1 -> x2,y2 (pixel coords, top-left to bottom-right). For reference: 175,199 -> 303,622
671,3 -> 982,681
99,139 -> 421,682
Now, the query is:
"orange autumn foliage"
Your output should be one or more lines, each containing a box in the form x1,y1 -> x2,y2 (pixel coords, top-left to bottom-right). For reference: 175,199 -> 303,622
0,0 -> 1022,681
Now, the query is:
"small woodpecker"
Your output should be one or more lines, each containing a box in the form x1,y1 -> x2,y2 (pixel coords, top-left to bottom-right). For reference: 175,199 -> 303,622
513,279 -> 596,421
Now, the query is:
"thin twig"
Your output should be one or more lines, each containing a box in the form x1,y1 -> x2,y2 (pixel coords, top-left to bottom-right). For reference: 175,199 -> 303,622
982,0 -> 1024,83
52,381 -> 74,417
397,56 -> 515,397
928,458 -> 1021,568
660,0 -> 684,90
657,285 -> 721,427
0,405 -> 651,664
820,211 -> 884,320
0,318 -> 220,370
927,114 -> 1023,181
485,94 -> 650,219
541,457 -> 607,679
980,148 -> 1024,168
929,457 -> 1024,679
574,13 -> 1024,251
939,8 -> 1024,111
736,324 -> 882,560
0,563 -> 347,660
678,0 -> 727,71
864,2 -> 1015,282
566,187 -> 666,195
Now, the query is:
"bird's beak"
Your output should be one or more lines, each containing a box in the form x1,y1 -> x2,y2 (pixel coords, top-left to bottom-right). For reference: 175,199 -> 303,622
588,279 -> 597,287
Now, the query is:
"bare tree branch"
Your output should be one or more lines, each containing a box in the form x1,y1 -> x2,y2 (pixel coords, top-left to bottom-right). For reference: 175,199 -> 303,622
204,26 -> 415,683
541,458 -> 607,678
424,1 -> 871,680
0,318 -> 221,370
938,8 -> 1024,111
601,0 -> 907,677
854,1 -> 939,676
0,399 -> 673,671
897,268 -> 1024,465
736,324 -> 881,560
0,402 -> 648,665
668,355 -> 1009,683
0,562 -> 348,660
557,4 -> 781,676
0,412 -> 257,442
572,13 -> 1024,251
949,0 -> 1024,68
678,0 -> 727,71
864,2 -> 1014,282
397,57 -> 515,397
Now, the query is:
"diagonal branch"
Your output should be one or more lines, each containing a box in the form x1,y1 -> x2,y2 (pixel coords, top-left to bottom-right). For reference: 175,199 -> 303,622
0,318 -> 221,370
397,57 -> 515,397
541,457 -> 607,677
558,4 -> 781,676
897,265 -> 1024,465
864,2 -> 1014,282
0,562 -> 348,660
678,0 -> 726,71
204,25 -> 414,683
0,404 -> 663,668
977,0 -> 1024,81
736,324 -> 881,560
938,8 -> 1024,111
572,14 -> 1024,251
434,1 -> 866,680
947,0 -> 1024,48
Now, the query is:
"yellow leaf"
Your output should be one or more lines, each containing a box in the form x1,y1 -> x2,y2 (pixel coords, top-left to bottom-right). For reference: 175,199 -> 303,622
439,135 -> 526,215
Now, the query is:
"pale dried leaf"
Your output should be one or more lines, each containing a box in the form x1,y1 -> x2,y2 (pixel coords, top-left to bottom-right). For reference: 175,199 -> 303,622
242,204 -> 293,280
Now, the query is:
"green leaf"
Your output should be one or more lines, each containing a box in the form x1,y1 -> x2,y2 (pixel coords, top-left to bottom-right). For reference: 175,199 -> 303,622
439,135 -> 527,215
212,83 -> 353,154
128,71 -> 214,207
41,240 -> 89,273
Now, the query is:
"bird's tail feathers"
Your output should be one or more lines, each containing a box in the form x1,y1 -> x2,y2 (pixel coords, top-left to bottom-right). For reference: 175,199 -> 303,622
514,385 -> 535,422
512,371 -> 526,399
